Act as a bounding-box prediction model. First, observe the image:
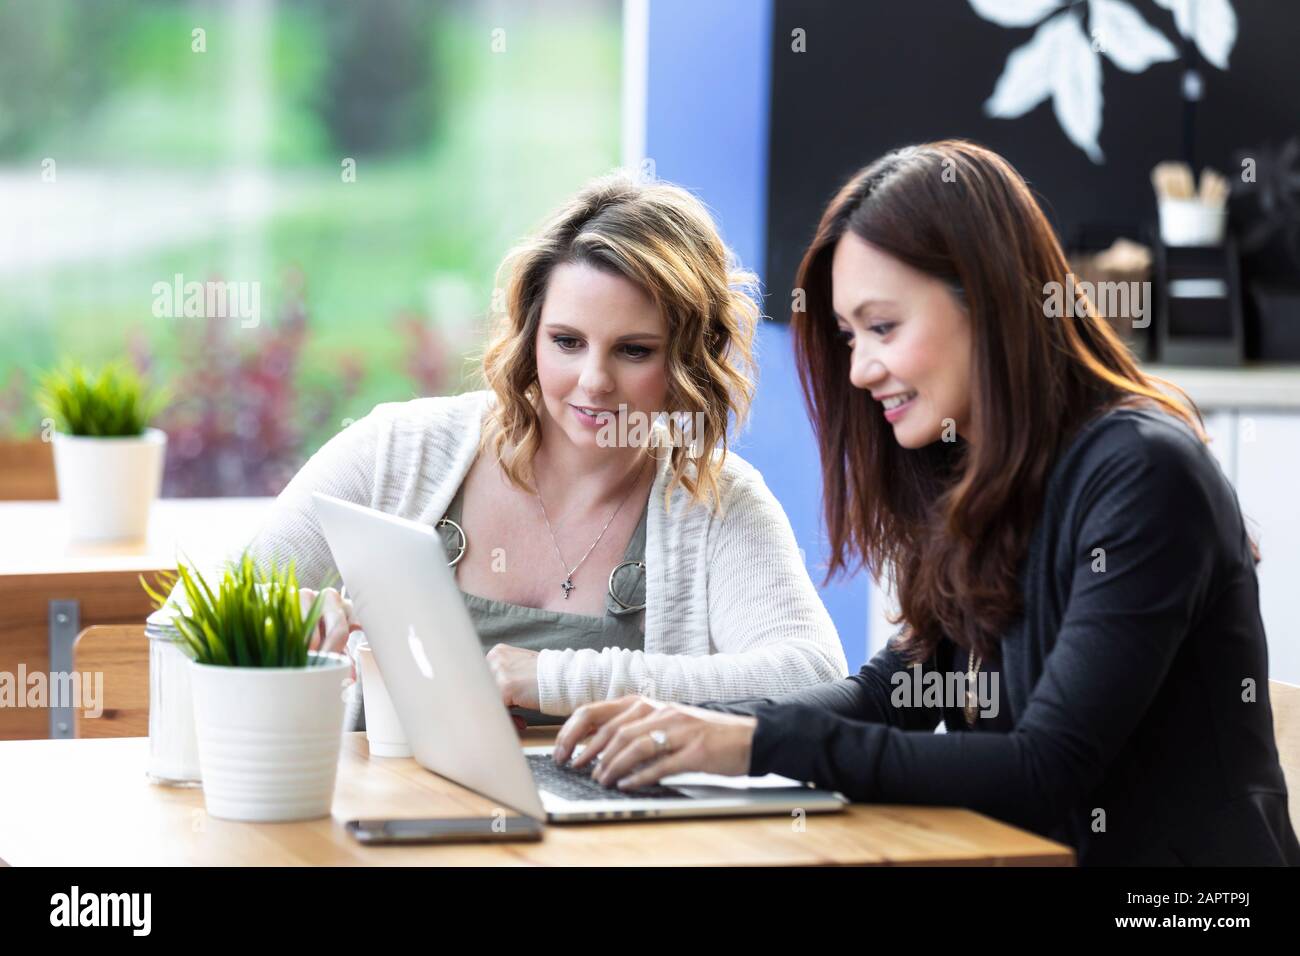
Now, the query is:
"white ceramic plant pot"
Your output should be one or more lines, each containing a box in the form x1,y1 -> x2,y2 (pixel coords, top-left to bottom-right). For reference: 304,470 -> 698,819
189,653 -> 351,822
51,428 -> 166,541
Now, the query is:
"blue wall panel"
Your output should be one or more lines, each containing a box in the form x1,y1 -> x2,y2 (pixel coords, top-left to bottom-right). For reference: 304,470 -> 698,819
642,0 -> 869,668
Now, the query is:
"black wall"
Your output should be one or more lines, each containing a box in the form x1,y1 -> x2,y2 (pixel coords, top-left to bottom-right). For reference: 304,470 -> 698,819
764,0 -> 1300,309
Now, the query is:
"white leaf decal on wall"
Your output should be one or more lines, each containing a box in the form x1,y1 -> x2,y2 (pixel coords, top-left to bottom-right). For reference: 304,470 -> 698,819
1091,0 -> 1179,73
983,13 -> 1104,162
983,16 -> 1058,117
968,0 -> 1063,28
1153,0 -> 1238,69
972,0 -> 1236,164
1050,14 -> 1105,162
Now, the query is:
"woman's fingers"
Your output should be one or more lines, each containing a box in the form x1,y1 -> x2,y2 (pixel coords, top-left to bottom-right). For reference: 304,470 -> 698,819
315,588 -> 352,655
318,588 -> 346,653
616,748 -> 693,790
553,696 -> 643,766
569,697 -> 655,770
298,586 -> 357,654
592,711 -> 677,785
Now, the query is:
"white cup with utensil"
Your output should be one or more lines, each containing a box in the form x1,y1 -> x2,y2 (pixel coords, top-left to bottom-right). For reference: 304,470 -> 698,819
1152,162 -> 1230,246
353,640 -> 411,757
1159,198 -> 1227,246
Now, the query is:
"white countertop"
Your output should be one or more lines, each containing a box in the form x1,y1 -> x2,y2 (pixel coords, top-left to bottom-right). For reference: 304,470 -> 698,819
1143,364 -> 1300,410
0,497 -> 274,576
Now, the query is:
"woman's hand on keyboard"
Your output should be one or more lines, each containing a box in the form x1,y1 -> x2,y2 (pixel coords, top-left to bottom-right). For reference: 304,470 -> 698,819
553,695 -> 758,790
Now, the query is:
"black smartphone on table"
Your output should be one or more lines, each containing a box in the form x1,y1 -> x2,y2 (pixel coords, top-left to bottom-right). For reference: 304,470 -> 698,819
346,816 -> 545,845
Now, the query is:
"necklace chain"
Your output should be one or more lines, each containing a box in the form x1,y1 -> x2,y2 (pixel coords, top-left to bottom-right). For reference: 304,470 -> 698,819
964,647 -> 983,727
535,457 -> 648,599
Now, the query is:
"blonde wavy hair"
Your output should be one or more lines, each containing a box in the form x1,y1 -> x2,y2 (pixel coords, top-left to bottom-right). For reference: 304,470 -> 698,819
479,171 -> 759,511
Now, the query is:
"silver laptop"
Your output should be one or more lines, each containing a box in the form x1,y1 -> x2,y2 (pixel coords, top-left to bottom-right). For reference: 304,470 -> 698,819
312,492 -> 846,823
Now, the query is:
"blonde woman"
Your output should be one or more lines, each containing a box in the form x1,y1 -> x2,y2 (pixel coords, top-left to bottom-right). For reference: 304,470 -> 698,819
246,172 -> 847,728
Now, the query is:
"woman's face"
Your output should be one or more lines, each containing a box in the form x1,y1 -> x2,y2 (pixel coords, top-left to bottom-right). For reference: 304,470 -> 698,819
830,232 -> 974,448
535,261 -> 670,453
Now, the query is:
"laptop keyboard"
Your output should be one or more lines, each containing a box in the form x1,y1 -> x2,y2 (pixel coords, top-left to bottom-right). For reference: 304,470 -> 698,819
527,754 -> 685,801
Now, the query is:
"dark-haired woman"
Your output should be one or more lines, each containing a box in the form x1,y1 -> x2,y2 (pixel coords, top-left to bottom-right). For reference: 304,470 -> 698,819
551,140 -> 1300,866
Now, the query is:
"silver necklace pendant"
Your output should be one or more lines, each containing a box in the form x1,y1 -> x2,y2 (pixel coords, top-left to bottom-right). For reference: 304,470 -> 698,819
536,456 -> 650,606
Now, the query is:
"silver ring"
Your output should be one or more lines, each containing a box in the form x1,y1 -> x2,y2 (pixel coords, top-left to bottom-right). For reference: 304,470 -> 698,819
607,560 -> 646,611
649,729 -> 670,755
436,517 -> 467,567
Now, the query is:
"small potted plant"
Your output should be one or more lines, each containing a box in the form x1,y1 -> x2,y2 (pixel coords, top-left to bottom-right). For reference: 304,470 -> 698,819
35,361 -> 168,540
144,554 -> 351,823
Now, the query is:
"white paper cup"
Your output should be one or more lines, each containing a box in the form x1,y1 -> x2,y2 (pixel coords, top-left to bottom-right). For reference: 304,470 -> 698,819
355,642 -> 411,757
1158,198 -> 1227,246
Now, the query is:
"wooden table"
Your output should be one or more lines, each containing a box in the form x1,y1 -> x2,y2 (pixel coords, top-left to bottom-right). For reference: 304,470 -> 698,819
0,728 -> 1075,866
0,497 -> 273,739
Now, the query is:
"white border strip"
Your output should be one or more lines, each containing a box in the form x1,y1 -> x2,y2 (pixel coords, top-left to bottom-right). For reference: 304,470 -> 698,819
620,0 -> 650,170
866,569 -> 899,661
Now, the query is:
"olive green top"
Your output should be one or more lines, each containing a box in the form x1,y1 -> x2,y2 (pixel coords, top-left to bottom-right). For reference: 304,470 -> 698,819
435,480 -> 648,724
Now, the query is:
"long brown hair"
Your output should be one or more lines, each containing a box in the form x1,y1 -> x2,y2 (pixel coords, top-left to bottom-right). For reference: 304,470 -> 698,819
793,140 -> 1214,663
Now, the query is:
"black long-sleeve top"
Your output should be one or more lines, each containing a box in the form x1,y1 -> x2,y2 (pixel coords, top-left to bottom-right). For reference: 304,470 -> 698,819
701,406 -> 1300,866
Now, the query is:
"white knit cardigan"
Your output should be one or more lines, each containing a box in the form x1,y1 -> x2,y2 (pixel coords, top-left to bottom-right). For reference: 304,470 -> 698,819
245,390 -> 848,715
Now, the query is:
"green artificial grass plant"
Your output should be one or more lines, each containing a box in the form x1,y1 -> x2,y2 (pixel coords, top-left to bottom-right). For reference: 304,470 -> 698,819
142,552 -> 336,668
35,361 -> 168,437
